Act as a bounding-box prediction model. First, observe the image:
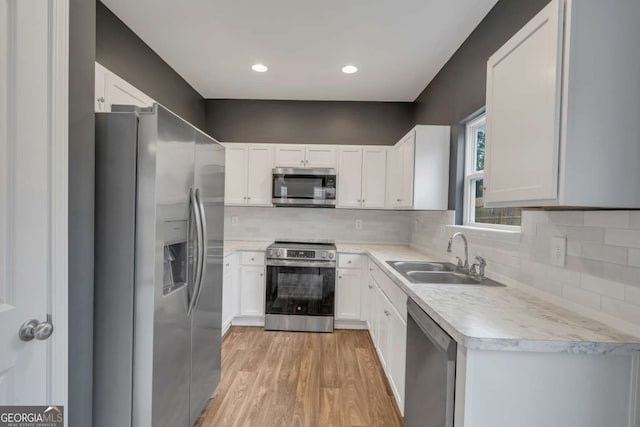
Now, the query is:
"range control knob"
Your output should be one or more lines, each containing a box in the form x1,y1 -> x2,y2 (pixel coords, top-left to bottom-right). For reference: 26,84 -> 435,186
268,249 -> 275,257
328,252 -> 335,259
276,249 -> 284,258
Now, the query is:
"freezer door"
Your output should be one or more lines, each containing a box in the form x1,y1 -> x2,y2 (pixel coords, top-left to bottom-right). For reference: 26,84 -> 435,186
137,105 -> 196,427
190,130 -> 225,425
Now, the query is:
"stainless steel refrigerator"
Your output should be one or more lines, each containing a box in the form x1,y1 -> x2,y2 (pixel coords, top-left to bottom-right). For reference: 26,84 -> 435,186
93,104 -> 225,427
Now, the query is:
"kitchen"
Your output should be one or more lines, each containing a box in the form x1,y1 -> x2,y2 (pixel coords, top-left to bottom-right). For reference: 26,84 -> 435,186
91,0 -> 640,426
1,0 -> 639,426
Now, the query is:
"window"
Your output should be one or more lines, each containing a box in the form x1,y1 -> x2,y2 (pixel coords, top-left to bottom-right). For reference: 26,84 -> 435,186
463,114 -> 521,229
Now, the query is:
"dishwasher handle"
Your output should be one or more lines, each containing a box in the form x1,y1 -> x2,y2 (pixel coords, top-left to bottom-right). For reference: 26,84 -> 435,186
407,298 -> 456,360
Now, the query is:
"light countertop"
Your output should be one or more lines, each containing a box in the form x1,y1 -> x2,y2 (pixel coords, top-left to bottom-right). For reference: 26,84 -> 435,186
337,243 -> 640,355
223,240 -> 640,354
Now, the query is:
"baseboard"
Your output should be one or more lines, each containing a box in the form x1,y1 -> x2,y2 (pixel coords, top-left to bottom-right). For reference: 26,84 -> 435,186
334,319 -> 368,330
221,319 -> 232,338
232,316 -> 265,327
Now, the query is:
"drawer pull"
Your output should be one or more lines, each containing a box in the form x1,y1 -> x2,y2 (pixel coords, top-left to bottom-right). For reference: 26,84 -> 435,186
384,309 -> 391,317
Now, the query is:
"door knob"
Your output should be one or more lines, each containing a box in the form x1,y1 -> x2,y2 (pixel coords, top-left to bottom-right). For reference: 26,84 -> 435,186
19,319 -> 54,342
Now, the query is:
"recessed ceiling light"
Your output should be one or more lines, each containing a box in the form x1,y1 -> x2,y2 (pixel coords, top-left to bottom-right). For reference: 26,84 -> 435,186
251,63 -> 268,73
342,65 -> 358,74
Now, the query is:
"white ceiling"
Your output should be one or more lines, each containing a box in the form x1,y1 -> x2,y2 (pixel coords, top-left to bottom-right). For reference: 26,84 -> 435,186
102,0 -> 498,102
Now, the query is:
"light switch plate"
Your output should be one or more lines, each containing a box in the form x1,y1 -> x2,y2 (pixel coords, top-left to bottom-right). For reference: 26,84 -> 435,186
551,236 -> 566,267
355,219 -> 362,230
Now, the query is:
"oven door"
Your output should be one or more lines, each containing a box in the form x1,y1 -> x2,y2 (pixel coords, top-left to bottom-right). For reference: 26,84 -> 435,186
265,260 -> 336,316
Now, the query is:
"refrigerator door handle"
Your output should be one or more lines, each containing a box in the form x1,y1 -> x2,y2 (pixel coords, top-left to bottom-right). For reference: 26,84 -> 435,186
188,187 -> 203,317
193,187 -> 208,311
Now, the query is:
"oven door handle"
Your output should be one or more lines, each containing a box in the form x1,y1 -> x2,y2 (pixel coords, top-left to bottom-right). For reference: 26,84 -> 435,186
266,260 -> 337,268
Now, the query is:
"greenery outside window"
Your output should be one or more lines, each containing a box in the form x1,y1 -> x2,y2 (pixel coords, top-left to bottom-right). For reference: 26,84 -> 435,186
463,113 -> 521,229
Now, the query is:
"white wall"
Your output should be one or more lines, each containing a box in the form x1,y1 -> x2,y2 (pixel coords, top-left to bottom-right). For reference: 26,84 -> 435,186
225,206 -> 412,244
411,210 -> 640,328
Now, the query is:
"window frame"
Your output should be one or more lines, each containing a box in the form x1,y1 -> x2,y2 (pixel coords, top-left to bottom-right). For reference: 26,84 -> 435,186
463,113 -> 520,231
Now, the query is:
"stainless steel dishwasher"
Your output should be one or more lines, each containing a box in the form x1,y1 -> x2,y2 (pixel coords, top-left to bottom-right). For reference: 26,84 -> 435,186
404,298 -> 457,427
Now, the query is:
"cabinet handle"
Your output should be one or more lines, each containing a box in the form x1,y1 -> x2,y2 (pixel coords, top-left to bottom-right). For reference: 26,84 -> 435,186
97,96 -> 105,103
339,276 -> 343,279
225,263 -> 230,267
396,198 -> 401,202
368,285 -> 373,289
348,260 -> 352,264
384,309 -> 391,316
260,273 -> 264,277
251,257 -> 255,261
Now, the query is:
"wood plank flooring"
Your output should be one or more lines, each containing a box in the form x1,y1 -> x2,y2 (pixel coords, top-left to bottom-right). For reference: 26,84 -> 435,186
197,327 -> 403,427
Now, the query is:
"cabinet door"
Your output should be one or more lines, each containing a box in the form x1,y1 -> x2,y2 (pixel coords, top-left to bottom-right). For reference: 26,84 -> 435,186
484,0 -> 563,205
95,62 -> 108,112
388,146 -> 403,208
246,145 -> 273,206
367,275 -> 378,343
105,69 -> 153,110
388,306 -> 407,414
224,145 -> 248,205
222,255 -> 236,331
305,146 -> 336,168
239,266 -> 265,316
362,148 -> 387,208
336,268 -> 362,320
336,147 -> 363,208
274,145 -> 306,167
376,288 -> 390,370
399,134 -> 415,208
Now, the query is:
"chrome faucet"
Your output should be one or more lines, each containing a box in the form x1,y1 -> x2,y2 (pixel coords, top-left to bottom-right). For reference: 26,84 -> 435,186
470,256 -> 487,277
447,232 -> 469,270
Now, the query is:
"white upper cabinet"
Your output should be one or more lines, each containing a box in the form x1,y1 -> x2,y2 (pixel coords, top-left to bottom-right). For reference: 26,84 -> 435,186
361,148 -> 388,209
274,145 -> 306,167
337,146 -> 388,209
223,143 -> 273,206
485,0 -> 640,208
95,62 -> 154,112
387,126 -> 450,210
336,147 -> 363,208
274,145 -> 336,168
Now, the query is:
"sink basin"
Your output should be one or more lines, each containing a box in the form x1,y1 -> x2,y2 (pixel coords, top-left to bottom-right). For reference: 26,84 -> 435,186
405,271 -> 481,285
386,260 -> 505,286
386,260 -> 457,273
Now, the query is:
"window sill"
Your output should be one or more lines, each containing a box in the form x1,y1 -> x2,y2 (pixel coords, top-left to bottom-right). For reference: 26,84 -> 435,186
445,224 -> 521,244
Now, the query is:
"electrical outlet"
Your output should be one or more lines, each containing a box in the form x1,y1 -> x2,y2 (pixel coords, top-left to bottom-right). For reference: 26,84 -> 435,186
550,236 -> 566,267
355,219 -> 362,230
231,216 -> 239,227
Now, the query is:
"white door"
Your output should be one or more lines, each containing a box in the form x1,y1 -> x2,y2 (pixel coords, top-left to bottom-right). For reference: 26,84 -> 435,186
239,266 -> 265,316
336,147 -> 363,208
104,66 -> 154,110
95,62 -> 108,112
484,0 -> 563,205
388,306 -> 407,413
399,135 -> 415,208
388,146 -> 403,208
224,144 -> 248,205
246,145 -> 273,206
0,0 -> 68,410
335,268 -> 362,320
305,146 -> 336,168
362,148 -> 387,208
221,254 -> 236,333
274,145 -> 306,167
376,289 -> 390,369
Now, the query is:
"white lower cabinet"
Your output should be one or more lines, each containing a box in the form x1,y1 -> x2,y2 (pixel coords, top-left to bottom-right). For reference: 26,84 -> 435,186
239,265 -> 265,317
221,253 -> 237,336
336,268 -> 362,321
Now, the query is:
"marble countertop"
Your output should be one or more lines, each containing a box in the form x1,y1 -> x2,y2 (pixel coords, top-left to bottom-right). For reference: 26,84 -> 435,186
222,240 -> 640,354
336,243 -> 640,355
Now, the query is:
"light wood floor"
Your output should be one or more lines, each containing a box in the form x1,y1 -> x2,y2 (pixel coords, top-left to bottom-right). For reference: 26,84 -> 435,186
197,326 -> 403,427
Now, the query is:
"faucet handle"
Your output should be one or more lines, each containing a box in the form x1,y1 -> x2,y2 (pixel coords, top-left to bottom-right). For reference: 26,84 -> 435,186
455,257 -> 464,268
473,256 -> 487,276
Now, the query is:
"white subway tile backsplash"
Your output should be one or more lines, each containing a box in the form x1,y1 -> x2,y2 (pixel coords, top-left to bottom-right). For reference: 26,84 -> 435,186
625,285 -> 640,307
580,274 -> 625,300
604,228 -> 640,249
629,212 -> 640,229
629,249 -> 640,268
581,243 -> 628,265
584,211 -> 630,228
548,211 -> 584,226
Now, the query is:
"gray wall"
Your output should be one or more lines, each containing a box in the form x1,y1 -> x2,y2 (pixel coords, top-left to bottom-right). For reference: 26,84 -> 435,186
205,99 -> 414,145
96,1 -> 206,128
413,0 -> 551,213
69,0 -> 96,425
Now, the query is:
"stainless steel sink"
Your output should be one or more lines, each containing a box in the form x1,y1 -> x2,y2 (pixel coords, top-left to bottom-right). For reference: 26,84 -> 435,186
386,260 -> 505,286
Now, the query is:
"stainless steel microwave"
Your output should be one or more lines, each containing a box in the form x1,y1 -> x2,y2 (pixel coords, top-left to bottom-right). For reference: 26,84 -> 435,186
272,168 -> 336,207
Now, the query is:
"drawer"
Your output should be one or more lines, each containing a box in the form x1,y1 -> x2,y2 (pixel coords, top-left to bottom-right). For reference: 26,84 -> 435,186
370,261 -> 407,321
338,253 -> 364,269
240,251 -> 265,266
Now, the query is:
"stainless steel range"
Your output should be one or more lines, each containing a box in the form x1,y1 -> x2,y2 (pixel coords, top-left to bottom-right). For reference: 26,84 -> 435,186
265,241 -> 337,332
